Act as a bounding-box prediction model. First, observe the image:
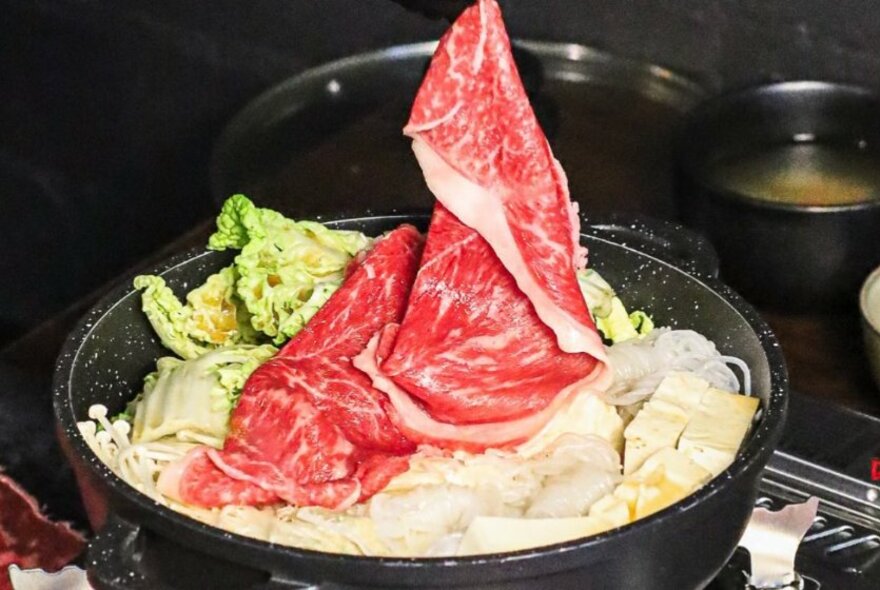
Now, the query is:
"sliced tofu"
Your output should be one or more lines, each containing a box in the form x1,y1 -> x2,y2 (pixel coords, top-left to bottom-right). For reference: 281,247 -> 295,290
457,516 -> 612,555
586,494 -> 631,529
651,371 -> 712,412
457,375 -> 758,557
608,447 -> 713,521
622,372 -> 710,474
677,387 -> 759,476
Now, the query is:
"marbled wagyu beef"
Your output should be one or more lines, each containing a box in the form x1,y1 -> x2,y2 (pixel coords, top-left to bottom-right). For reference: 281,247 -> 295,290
160,226 -> 423,510
356,0 -> 609,450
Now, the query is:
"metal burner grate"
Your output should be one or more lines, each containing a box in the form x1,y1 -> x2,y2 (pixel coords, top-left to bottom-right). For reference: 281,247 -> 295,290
709,448 -> 880,590
758,494 -> 880,577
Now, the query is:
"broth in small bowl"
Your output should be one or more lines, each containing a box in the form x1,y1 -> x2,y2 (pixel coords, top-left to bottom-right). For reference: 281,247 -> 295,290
704,140 -> 880,207
677,81 -> 880,310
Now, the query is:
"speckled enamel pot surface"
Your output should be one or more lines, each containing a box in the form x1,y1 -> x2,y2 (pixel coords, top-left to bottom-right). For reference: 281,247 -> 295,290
54,214 -> 787,590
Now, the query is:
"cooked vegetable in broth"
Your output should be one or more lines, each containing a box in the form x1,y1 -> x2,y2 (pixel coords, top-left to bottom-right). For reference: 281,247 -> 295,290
705,142 -> 880,206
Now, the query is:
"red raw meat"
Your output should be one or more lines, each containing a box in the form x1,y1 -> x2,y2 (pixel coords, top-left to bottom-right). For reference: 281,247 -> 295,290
405,0 -> 605,359
159,226 -> 423,510
0,473 -> 85,590
355,0 -> 609,450
355,208 -> 608,450
381,206 -> 602,424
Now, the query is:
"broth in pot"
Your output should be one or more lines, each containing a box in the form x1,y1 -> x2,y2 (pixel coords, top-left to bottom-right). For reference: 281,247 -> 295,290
704,141 -> 880,207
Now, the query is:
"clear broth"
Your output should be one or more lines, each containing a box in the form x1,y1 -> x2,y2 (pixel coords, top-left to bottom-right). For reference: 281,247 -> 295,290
705,142 -> 880,206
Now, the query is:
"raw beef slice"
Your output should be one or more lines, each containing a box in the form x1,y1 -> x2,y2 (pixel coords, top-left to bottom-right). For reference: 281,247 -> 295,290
0,473 -> 85,590
405,0 -> 606,360
159,225 -> 423,510
355,0 -> 610,450
355,208 -> 608,451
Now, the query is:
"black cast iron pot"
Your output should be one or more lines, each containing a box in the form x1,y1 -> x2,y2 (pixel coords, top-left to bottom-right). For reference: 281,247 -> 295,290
54,213 -> 787,590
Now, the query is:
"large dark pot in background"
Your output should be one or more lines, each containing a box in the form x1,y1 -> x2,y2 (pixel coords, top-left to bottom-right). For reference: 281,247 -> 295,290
54,213 -> 787,590
209,41 -> 706,221
676,81 -> 880,311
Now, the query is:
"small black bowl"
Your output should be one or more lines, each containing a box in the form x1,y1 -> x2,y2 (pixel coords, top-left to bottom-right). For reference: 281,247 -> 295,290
676,81 -> 880,311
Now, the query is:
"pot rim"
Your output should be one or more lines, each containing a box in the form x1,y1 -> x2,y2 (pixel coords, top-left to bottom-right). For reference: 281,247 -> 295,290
53,212 -> 788,570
